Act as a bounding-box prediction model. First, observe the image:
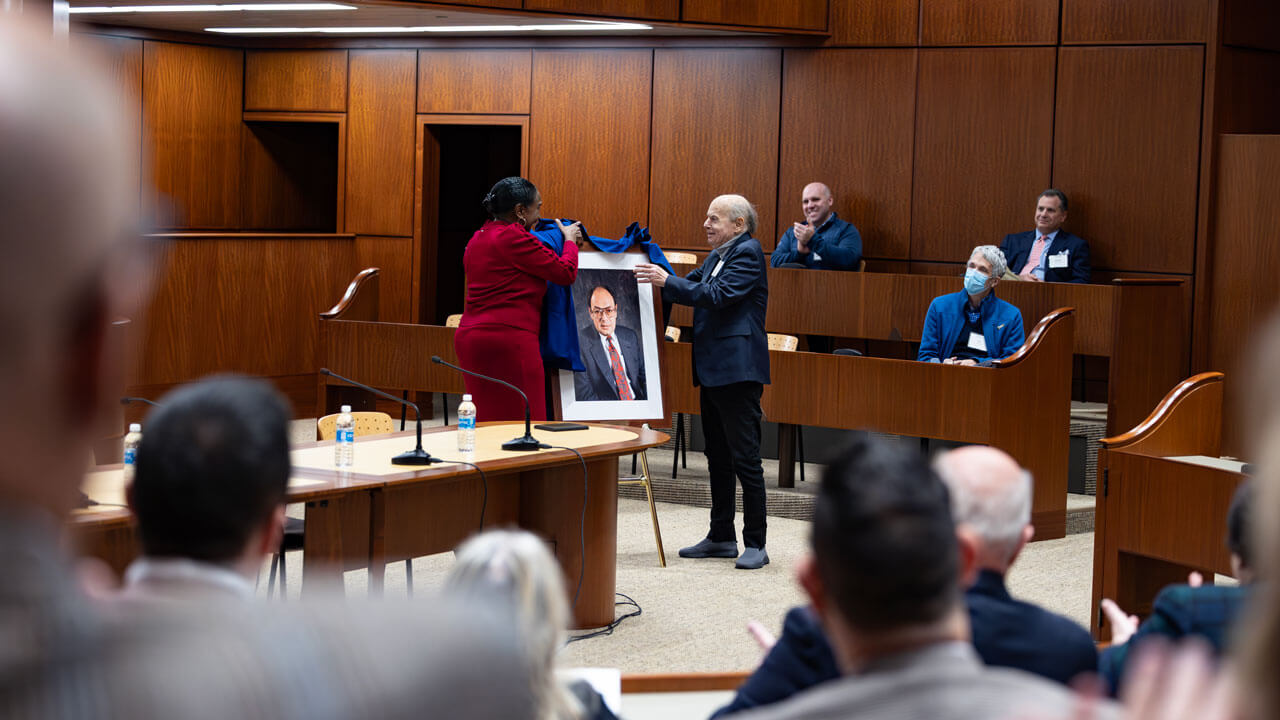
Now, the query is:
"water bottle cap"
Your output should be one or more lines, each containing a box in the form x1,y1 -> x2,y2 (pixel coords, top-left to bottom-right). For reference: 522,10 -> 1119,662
129,423 -> 142,432
340,405 -> 352,413
462,394 -> 472,402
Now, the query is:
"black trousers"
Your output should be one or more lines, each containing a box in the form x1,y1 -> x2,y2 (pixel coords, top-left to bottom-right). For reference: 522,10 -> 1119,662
700,381 -> 767,549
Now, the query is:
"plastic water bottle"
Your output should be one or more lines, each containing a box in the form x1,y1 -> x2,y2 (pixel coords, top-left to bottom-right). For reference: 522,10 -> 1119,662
457,394 -> 477,452
335,405 -> 355,467
122,423 -> 142,482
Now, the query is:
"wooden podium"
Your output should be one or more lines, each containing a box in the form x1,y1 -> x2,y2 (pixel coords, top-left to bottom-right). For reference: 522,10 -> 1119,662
1091,372 -> 1247,639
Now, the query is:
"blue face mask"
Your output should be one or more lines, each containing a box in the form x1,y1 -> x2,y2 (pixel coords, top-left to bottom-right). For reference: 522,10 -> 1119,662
964,268 -> 989,296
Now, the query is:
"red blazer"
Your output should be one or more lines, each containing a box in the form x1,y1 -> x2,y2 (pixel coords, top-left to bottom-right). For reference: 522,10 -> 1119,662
460,220 -> 578,333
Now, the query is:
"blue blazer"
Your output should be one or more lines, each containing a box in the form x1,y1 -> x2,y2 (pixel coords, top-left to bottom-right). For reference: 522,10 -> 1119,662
1000,230 -> 1091,284
967,570 -> 1098,686
1099,583 -> 1250,694
574,325 -> 647,401
661,235 -> 770,388
770,213 -> 862,270
918,290 -> 1025,363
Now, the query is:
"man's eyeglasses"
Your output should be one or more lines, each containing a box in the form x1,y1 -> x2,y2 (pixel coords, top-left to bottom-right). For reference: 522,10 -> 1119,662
590,306 -> 618,318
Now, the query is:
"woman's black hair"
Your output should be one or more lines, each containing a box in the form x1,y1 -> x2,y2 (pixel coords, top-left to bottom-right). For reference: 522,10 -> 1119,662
482,177 -> 538,218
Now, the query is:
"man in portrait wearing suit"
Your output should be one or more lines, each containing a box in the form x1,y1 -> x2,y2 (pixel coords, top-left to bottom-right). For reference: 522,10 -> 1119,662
734,438 -> 1090,720
634,194 -> 771,570
574,285 -> 647,402
999,189 -> 1091,284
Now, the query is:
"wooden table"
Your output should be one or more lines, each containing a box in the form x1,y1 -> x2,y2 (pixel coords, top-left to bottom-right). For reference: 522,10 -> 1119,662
1090,372 -> 1246,640
664,308 -> 1076,539
668,269 -> 1187,437
71,422 -> 668,630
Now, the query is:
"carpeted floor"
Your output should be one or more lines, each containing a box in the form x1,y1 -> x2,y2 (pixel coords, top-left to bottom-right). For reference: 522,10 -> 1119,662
271,417 -> 1099,675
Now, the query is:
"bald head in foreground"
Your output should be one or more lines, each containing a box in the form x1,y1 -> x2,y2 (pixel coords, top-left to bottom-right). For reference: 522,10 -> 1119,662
770,182 -> 863,271
0,18 -> 531,718
635,195 -> 771,569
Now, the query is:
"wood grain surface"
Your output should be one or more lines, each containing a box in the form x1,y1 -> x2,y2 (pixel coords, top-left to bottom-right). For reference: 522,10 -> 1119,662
920,0 -> 1058,45
245,49 -> 347,112
417,50 -> 531,114
346,50 -> 416,237
1062,0 -> 1210,44
827,0 -> 918,45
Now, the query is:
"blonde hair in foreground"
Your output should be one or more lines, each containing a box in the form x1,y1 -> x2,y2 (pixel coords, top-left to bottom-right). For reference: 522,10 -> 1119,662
446,530 -> 583,720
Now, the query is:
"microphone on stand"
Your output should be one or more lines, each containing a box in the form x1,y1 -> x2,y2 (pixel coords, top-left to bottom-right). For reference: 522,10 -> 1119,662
319,368 -> 440,465
430,356 -> 546,452
120,396 -> 163,408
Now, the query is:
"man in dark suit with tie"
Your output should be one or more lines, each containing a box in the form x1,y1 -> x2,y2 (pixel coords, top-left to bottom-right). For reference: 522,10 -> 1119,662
634,194 -> 771,570
575,285 -> 647,401
999,189 -> 1091,284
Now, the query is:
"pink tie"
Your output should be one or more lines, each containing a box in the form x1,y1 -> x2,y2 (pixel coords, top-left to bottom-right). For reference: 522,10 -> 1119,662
607,337 -> 634,401
1021,235 -> 1048,276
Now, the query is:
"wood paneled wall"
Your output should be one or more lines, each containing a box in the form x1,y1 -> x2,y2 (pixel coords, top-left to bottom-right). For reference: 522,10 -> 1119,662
79,0 -> 1277,417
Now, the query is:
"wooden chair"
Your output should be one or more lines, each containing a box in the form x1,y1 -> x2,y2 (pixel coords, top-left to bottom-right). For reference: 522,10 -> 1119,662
268,411 -> 398,599
857,258 -> 867,272
664,326 -> 691,479
666,251 -> 697,265
445,314 -> 463,328
767,334 -> 806,482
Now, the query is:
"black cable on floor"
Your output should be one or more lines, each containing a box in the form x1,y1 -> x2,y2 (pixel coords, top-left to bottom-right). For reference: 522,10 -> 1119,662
566,593 -> 642,644
541,444 -> 588,612
435,457 -> 487,533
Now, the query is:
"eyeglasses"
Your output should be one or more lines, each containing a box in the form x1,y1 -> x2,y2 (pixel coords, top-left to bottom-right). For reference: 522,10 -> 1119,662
589,306 -> 617,318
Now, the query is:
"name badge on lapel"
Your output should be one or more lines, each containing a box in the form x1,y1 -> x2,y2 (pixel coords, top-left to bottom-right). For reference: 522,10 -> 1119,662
1048,251 -> 1069,269
968,332 -> 987,353
711,259 -> 726,277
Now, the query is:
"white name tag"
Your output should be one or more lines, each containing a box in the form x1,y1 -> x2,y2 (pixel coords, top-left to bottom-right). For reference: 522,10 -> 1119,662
711,259 -> 726,277
813,252 -> 823,262
1048,252 -> 1069,269
968,332 -> 987,352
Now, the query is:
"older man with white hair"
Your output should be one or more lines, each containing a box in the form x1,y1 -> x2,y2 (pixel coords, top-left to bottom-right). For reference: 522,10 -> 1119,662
935,445 -> 1098,685
918,245 -> 1025,364
635,195 -> 771,570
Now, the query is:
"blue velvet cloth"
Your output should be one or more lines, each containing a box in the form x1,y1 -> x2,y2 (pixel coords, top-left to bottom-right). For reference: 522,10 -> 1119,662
529,220 -> 675,372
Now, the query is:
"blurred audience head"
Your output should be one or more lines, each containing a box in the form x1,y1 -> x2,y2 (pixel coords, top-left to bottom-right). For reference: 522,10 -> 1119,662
130,376 -> 290,578
446,529 -> 580,720
934,445 -> 1034,574
802,436 -> 969,671
1227,480 -> 1254,583
0,16 -> 151,517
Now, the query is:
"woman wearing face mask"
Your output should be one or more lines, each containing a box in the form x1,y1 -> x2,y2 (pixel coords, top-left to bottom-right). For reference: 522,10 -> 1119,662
917,245 -> 1025,365
454,177 -> 584,421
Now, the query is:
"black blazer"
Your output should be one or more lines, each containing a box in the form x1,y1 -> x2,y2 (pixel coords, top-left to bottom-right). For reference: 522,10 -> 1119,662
661,234 -> 770,388
1000,230 -> 1091,283
574,325 -> 647,401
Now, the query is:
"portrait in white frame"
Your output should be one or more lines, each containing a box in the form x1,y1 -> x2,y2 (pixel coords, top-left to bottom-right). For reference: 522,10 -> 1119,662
557,251 -> 665,422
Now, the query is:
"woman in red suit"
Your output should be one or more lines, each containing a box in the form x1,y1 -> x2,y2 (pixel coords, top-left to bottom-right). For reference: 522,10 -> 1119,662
455,177 -> 582,422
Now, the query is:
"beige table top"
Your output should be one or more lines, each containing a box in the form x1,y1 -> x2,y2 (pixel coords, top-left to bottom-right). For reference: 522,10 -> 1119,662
73,467 -> 331,521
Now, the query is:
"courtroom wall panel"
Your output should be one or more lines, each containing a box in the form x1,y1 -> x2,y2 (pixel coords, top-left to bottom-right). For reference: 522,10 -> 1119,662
650,49 -> 781,250
136,234 -> 356,385
779,48 -> 917,260
417,50 -> 531,114
1223,0 -> 1280,52
346,50 -> 416,237
911,48 -> 1055,263
245,50 -> 347,112
1204,135 -> 1280,455
356,235 -> 414,324
1061,0 -> 1210,44
528,50 -> 652,235
143,41 -> 243,230
523,0 -> 678,21
78,34 -> 143,217
680,0 -> 827,30
1053,46 -> 1204,274
1215,47 -> 1280,134
920,0 -> 1059,46
827,0 -> 918,46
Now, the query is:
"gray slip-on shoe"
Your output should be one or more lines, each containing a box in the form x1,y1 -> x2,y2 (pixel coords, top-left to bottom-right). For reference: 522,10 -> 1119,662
678,537 -> 740,559
735,547 -> 770,570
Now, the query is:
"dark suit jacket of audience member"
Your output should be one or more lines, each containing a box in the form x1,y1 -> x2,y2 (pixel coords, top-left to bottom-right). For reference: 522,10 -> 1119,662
1099,583 -> 1251,695
1000,230 -> 1091,284
769,213 -> 862,271
661,234 -> 769,388
712,570 -> 1097,717
574,324 -> 647,401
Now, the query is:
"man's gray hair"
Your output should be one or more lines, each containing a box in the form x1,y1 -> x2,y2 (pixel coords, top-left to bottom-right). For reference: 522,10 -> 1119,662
940,465 -> 1032,565
713,194 -> 758,235
972,245 -> 1008,279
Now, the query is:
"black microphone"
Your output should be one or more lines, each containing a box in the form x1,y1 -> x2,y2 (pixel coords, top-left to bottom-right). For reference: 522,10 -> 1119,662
430,356 -> 545,452
121,396 -> 162,408
319,368 -> 440,465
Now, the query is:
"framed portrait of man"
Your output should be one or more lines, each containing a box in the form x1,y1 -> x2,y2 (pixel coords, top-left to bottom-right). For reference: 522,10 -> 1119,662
557,251 -> 665,422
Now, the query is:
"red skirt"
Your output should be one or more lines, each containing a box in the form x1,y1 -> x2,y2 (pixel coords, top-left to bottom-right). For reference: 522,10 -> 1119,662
453,324 -> 547,422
